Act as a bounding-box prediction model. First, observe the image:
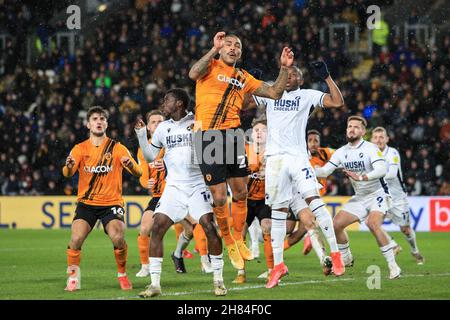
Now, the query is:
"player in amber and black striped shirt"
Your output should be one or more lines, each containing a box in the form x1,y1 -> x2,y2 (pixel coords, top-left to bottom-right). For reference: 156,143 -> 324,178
62,106 -> 142,292
189,31 -> 294,270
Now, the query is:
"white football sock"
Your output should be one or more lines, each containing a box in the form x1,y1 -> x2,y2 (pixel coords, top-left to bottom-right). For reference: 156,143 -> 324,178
338,242 -> 352,262
248,219 -> 261,254
149,257 -> 163,287
210,254 -> 224,282
389,237 -> 398,248
201,255 -> 210,265
174,232 -> 191,258
380,244 -> 396,266
271,210 -> 287,266
308,228 -> 325,264
310,198 -> 339,252
405,229 -> 419,253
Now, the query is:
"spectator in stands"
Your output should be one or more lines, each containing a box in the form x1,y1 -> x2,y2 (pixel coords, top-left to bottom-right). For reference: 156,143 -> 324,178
372,14 -> 389,58
3,173 -> 20,195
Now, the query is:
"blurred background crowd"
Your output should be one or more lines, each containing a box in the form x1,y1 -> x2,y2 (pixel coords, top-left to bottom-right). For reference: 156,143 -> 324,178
1,0 -> 449,196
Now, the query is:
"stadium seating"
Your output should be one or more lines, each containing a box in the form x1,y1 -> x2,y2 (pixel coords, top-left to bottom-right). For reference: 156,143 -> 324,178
0,0 -> 448,196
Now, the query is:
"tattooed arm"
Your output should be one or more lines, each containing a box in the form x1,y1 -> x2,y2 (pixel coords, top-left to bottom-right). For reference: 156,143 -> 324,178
253,66 -> 289,100
253,47 -> 294,99
188,31 -> 224,81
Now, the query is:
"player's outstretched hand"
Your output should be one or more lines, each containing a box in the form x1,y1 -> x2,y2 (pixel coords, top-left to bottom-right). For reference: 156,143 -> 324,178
343,169 -> 360,181
309,61 -> 330,80
152,159 -> 165,171
280,47 -> 294,67
121,156 -> 133,168
134,118 -> 146,131
66,155 -> 75,169
147,178 -> 156,189
213,31 -> 226,52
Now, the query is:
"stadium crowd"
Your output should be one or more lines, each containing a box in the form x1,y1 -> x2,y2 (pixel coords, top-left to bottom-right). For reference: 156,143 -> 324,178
0,0 -> 449,196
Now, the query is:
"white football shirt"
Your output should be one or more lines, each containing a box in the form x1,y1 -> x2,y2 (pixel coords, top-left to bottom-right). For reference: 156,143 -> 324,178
253,88 -> 325,157
383,146 -> 408,200
151,112 -> 203,185
327,139 -> 389,196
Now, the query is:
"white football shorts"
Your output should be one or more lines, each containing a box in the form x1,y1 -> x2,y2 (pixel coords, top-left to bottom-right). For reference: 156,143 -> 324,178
386,199 -> 411,227
342,190 -> 392,222
289,185 -> 309,217
155,182 -> 213,223
265,154 -> 321,209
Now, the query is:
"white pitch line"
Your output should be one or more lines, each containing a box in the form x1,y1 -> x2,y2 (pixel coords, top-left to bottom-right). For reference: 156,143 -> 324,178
109,272 -> 450,300
163,277 -> 355,297
107,277 -> 355,299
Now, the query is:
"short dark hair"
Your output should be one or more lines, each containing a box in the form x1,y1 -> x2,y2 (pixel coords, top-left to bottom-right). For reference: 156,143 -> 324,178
252,119 -> 267,127
166,88 -> 190,109
347,115 -> 367,127
225,33 -> 241,43
86,106 -> 109,121
146,110 -> 164,122
307,129 -> 321,137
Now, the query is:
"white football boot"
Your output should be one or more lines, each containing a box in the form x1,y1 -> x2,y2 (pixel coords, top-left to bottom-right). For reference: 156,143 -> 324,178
136,264 -> 150,277
65,265 -> 81,291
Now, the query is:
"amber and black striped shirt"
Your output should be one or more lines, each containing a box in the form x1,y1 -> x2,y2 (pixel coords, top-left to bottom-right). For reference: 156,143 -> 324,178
68,137 -> 139,207
194,59 -> 263,131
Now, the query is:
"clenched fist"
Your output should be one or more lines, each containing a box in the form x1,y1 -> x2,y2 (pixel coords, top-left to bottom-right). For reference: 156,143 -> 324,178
135,118 -> 146,130
66,155 -> 75,169
121,156 -> 133,168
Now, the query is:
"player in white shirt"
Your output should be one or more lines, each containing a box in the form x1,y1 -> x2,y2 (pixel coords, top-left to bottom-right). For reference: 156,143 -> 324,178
371,127 -> 424,264
315,116 -> 402,279
135,88 -> 227,297
254,62 -> 346,288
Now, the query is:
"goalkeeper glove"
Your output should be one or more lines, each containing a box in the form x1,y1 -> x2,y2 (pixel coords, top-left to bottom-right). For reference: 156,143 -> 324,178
309,61 -> 330,81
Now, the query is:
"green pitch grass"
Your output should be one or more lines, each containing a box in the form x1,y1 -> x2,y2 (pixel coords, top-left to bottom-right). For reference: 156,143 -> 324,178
0,229 -> 449,300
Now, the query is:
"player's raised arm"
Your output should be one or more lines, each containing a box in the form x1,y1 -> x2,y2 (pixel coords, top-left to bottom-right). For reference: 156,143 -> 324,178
188,31 -> 225,81
120,146 -> 142,177
137,148 -> 150,189
310,61 -> 344,108
62,147 -> 81,177
135,118 -> 161,163
253,47 -> 294,99
315,150 -> 342,178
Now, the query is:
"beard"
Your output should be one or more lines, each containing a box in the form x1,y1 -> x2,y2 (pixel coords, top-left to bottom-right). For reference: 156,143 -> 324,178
346,135 -> 359,143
